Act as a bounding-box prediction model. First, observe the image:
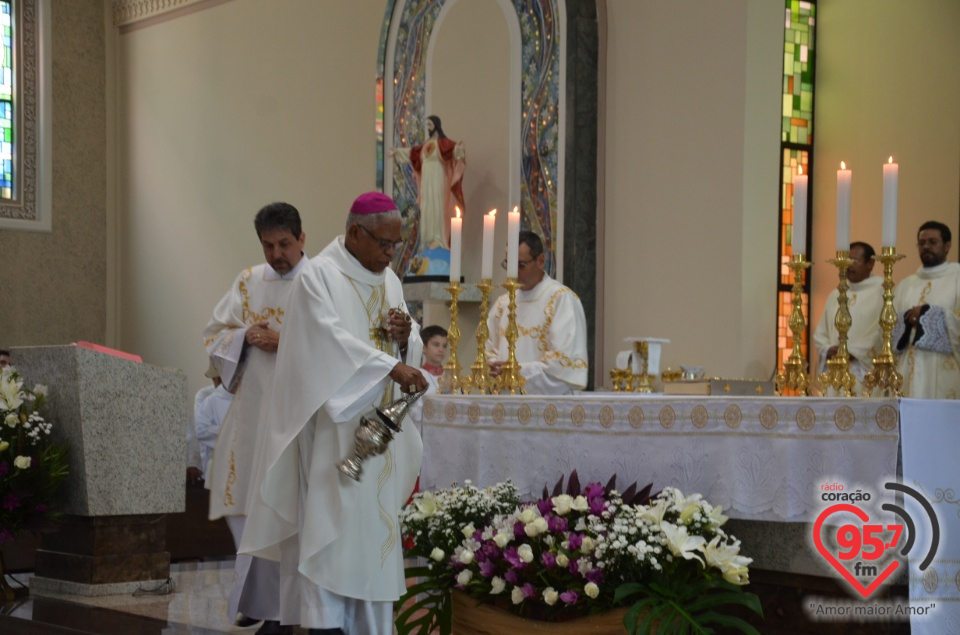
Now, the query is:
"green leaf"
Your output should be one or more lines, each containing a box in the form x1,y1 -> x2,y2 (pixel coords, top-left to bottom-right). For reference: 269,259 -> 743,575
697,611 -> 762,635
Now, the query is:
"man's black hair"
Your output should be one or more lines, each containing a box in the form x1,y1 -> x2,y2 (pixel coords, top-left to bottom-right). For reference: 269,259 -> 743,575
254,202 -> 302,239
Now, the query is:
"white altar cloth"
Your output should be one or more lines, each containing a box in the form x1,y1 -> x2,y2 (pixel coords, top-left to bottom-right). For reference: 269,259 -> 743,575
419,394 -> 900,522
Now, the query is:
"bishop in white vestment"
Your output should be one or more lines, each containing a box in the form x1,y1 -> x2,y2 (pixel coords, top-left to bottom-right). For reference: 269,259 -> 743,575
812,242 -> 883,393
486,231 -> 588,394
240,193 -> 427,635
202,202 -> 307,630
893,222 -> 960,399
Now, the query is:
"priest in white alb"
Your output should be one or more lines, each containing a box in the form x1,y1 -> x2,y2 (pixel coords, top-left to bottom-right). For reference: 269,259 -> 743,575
893,220 -> 960,399
202,202 -> 307,633
486,230 -> 588,394
239,192 -> 427,635
813,241 -> 883,393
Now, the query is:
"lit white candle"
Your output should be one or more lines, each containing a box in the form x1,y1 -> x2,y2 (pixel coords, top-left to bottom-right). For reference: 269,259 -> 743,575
882,156 -> 899,248
836,161 -> 852,251
481,209 -> 496,280
450,207 -> 462,282
792,166 -> 808,256
507,206 -> 520,278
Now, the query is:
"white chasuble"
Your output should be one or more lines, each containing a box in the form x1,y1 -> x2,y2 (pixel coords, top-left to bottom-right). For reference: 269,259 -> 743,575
893,262 -> 960,399
486,274 -> 588,394
202,257 -> 306,520
240,236 -> 423,603
812,275 -> 883,392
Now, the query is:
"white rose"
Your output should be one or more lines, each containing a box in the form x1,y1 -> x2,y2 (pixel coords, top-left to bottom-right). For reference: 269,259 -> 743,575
14,455 -> 31,469
493,531 -> 512,548
552,494 -> 574,516
584,582 -> 600,599
581,536 -> 595,554
511,586 -> 525,604
0,440 -> 8,452
517,544 -> 534,563
533,517 -> 548,534
571,495 -> 590,511
556,553 -> 569,567
458,550 -> 475,565
429,547 -> 445,562
519,508 -> 537,524
490,576 -> 506,595
543,587 -> 559,606
415,493 -> 438,517
457,570 -> 473,586
462,523 -> 476,538
4,414 -> 17,427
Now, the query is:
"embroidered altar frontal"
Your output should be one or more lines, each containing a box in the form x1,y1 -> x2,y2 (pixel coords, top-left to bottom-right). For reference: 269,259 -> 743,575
419,395 -> 900,523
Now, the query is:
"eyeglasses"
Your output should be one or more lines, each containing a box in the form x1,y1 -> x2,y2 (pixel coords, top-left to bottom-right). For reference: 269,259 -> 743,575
501,258 -> 534,271
358,224 -> 403,252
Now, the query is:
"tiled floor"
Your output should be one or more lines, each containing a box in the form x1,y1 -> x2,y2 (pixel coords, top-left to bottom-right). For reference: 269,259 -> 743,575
1,559 -> 307,634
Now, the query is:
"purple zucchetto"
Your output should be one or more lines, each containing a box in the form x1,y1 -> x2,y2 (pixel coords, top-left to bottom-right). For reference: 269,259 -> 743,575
350,192 -> 398,215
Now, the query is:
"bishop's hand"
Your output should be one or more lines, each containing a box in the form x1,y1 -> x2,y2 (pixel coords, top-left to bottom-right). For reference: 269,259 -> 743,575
390,363 -> 428,394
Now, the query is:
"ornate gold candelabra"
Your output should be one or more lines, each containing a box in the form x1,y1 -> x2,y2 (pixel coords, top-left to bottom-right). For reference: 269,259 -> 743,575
817,251 -> 856,396
775,254 -> 812,396
862,246 -> 905,396
632,340 -> 654,393
439,281 -> 463,393
462,279 -> 495,394
495,278 -> 526,394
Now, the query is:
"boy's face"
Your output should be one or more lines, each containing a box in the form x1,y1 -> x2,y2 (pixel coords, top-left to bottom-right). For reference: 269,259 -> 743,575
424,335 -> 448,366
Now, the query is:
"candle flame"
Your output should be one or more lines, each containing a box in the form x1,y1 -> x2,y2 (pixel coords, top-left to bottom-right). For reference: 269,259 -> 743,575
888,156 -> 894,164
798,166 -> 803,176
489,209 -> 497,217
512,205 -> 519,214
840,161 -> 846,170
455,206 -> 461,219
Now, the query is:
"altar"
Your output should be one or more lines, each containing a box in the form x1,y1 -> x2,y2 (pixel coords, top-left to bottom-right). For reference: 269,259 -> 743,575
419,393 -> 900,522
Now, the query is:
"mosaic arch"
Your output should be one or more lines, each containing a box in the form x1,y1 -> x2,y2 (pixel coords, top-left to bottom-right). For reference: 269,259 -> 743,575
376,0 -> 600,387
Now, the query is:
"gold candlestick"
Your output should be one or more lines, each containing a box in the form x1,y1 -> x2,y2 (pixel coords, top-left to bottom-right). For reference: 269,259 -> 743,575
817,251 -> 857,396
463,279 -> 495,394
775,254 -> 812,396
495,278 -> 526,394
439,281 -> 463,393
862,246 -> 905,396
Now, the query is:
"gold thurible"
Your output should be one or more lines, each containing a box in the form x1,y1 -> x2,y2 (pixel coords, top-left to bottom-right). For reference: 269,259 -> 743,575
817,251 -> 857,396
494,278 -> 526,395
775,254 -> 812,396
463,279 -> 496,394
439,281 -> 463,394
862,246 -> 905,396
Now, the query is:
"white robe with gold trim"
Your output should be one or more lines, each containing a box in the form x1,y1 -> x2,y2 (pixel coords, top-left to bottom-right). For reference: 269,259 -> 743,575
813,275 -> 883,393
202,257 -> 306,520
239,236 -> 423,606
893,262 -> 960,399
486,274 -> 588,394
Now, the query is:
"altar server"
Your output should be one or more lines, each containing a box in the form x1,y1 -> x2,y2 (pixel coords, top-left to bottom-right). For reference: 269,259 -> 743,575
203,202 -> 307,635
240,192 -> 426,635
486,231 -> 588,394
812,241 -> 883,392
893,221 -> 960,398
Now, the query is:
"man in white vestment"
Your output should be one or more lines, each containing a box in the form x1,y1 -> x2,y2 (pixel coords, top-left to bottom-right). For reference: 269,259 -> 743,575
486,231 -> 588,394
813,241 -> 883,393
893,220 -> 960,398
203,202 -> 307,634
240,192 -> 427,635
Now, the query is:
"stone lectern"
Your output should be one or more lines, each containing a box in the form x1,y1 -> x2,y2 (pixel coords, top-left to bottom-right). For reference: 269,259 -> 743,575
11,345 -> 187,596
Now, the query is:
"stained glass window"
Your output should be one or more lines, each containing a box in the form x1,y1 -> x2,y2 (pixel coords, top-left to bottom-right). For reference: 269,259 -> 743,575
0,0 -> 12,200
776,0 -> 816,379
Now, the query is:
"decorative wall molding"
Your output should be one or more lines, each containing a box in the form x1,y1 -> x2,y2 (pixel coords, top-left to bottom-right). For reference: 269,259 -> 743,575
113,0 -> 230,29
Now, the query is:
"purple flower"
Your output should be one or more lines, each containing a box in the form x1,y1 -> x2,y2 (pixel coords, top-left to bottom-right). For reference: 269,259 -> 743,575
589,497 -> 607,516
547,515 -> 568,533
503,547 -> 524,568
513,521 -> 526,539
482,542 -> 502,560
541,551 -> 556,568
537,498 -> 553,515
521,583 -> 537,599
586,568 -> 604,584
567,533 -> 583,551
504,568 -> 520,584
584,482 -> 605,499
568,557 -> 580,576
560,590 -> 579,605
479,559 -> 496,578
2,492 -> 21,511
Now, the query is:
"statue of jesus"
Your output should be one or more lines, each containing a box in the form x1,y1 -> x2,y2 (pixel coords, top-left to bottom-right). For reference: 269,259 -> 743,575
390,115 -> 466,250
